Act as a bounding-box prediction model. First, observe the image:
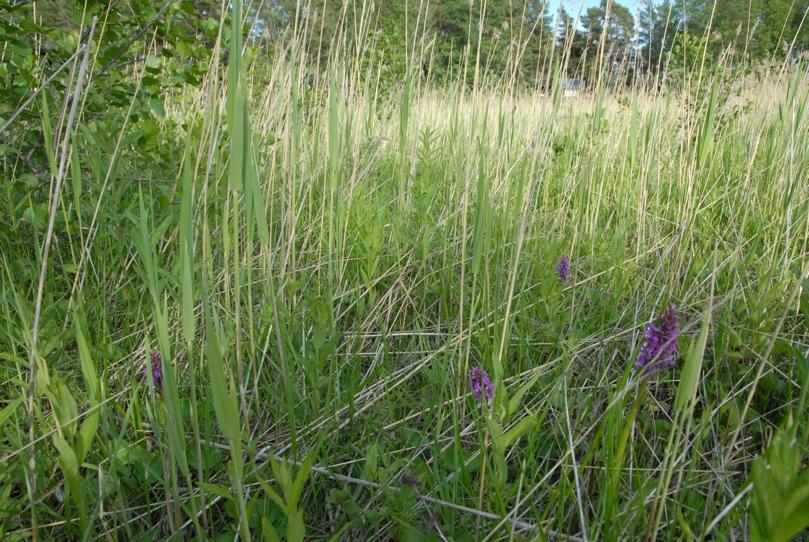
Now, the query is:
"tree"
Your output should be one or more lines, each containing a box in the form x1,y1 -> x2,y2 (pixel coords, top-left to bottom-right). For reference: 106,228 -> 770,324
0,0 -> 213,176
428,0 -> 557,86
757,0 -> 803,58
555,6 -> 587,78
638,0 -> 680,78
791,0 -> 809,54
665,0 -> 805,63
515,0 -> 555,86
637,0 -> 655,71
580,0 -> 635,78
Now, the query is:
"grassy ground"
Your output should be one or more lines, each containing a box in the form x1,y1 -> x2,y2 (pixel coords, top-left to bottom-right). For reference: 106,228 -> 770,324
1,7 -> 808,541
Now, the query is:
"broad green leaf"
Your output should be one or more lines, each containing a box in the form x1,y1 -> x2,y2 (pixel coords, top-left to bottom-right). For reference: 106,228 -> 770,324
507,371 -> 541,422
47,377 -> 78,437
471,146 -> 490,277
289,450 -> 316,511
287,509 -> 305,542
0,397 -> 22,428
257,476 -> 287,511
77,410 -> 100,464
363,443 -> 379,482
485,416 -> 507,489
261,518 -> 281,542
52,433 -> 79,479
503,414 -> 540,449
269,456 -> 292,500
207,319 -> 240,444
485,416 -> 505,456
179,142 -> 195,349
155,300 -> 189,480
40,92 -> 56,177
750,430 -> 809,542
34,356 -> 50,396
74,318 -> 99,403
200,482 -> 234,502
52,432 -> 88,527
675,300 -> 711,413
145,54 -> 161,69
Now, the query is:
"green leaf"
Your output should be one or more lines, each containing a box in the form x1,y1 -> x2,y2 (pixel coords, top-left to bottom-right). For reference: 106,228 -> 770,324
485,416 -> 505,456
179,141 -> 195,349
145,54 -> 161,70
207,318 -> 241,445
52,433 -> 79,481
200,482 -> 234,502
506,371 -> 541,423
675,300 -> 711,413
77,411 -> 100,464
257,476 -> 286,511
485,416 -> 507,490
47,377 -> 79,437
269,456 -> 292,500
40,92 -> 56,178
750,430 -> 809,542
155,300 -> 189,476
52,432 -> 88,527
261,518 -> 281,542
74,318 -> 99,403
363,443 -> 379,482
503,414 -> 540,449
286,509 -> 305,542
0,397 -> 23,428
289,450 -> 316,511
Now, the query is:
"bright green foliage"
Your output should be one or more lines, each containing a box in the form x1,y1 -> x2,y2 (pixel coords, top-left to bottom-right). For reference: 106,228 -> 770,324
749,430 -> 809,542
0,0 -> 214,173
259,452 -> 316,542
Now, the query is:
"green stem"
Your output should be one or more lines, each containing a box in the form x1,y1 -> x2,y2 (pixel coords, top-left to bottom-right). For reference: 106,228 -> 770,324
615,379 -> 647,472
607,377 -> 648,539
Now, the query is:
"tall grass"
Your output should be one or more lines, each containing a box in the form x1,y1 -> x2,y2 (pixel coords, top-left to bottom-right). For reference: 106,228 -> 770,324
1,1 -> 808,539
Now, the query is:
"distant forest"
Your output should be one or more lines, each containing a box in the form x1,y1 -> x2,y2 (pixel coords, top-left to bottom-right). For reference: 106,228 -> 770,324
3,0 -> 808,128
237,0 -> 809,86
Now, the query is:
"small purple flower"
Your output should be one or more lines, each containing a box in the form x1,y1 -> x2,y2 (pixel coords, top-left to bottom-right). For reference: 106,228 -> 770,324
556,257 -> 570,283
637,322 -> 661,369
146,349 -> 163,393
635,305 -> 680,375
468,367 -> 494,402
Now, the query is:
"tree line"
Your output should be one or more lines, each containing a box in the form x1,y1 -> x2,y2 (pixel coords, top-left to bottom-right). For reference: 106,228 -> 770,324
251,0 -> 809,86
2,0 -> 807,177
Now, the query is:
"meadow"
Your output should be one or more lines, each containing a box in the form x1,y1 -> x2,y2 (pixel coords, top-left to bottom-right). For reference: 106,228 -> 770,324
1,3 -> 808,540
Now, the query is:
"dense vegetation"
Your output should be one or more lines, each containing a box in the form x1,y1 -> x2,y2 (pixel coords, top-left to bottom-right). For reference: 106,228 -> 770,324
1,0 -> 808,540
